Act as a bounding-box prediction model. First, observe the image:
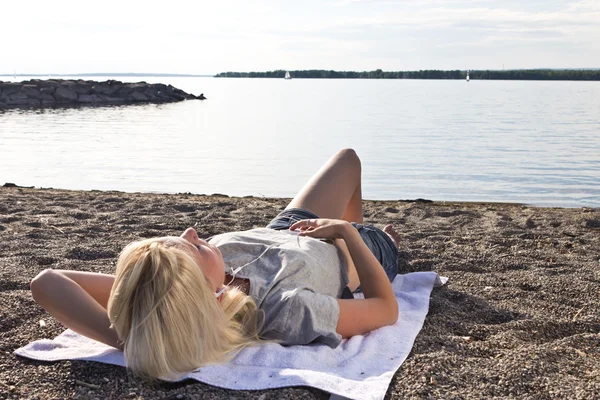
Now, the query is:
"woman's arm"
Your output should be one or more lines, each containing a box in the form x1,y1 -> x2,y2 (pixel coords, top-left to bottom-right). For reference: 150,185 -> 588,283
30,269 -> 122,349
290,219 -> 398,338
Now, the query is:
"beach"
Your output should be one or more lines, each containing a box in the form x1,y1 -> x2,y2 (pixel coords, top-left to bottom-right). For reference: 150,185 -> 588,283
1,186 -> 599,399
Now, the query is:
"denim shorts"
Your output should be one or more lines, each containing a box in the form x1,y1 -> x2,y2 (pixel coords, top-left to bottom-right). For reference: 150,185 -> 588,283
267,208 -> 399,294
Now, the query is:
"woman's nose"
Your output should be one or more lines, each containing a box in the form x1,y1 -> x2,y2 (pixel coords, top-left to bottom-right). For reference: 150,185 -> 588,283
180,227 -> 199,242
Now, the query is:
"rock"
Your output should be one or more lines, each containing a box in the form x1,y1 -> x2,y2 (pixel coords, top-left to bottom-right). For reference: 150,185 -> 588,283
39,86 -> 56,94
143,87 -> 157,96
0,79 -> 202,109
156,90 -> 171,99
525,217 -> 535,229
115,87 -> 133,97
3,84 -> 21,95
20,85 -> 42,99
130,91 -> 148,101
170,91 -> 186,100
7,93 -> 29,105
585,219 -> 600,228
77,94 -> 100,103
40,93 -> 55,105
92,84 -> 119,96
198,93 -> 206,100
98,95 -> 124,103
54,86 -> 78,102
71,84 -> 93,95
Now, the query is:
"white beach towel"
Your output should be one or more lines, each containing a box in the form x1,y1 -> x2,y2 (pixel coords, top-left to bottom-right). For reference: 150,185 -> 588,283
15,272 -> 446,400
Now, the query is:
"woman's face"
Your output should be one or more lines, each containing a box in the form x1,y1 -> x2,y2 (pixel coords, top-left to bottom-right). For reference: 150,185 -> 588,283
177,227 -> 225,293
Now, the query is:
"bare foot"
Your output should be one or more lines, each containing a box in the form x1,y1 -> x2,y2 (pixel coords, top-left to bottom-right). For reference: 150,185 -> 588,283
384,224 -> 401,247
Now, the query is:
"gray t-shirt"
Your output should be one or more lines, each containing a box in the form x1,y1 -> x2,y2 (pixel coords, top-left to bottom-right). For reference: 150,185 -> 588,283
208,228 -> 349,347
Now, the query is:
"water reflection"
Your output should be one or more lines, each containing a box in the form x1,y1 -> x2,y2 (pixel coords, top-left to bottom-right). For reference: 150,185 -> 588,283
1,101 -> 171,116
1,76 -> 599,207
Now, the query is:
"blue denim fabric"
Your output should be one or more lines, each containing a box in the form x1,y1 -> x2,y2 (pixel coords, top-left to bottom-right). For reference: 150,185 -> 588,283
349,222 -> 399,288
266,208 -> 320,231
266,208 -> 399,291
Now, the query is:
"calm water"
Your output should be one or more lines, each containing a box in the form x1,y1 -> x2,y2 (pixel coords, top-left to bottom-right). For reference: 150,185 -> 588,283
1,76 -> 599,207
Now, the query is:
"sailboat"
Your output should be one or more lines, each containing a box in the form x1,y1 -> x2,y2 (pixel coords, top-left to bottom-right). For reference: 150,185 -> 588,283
284,71 -> 292,80
466,70 -> 470,82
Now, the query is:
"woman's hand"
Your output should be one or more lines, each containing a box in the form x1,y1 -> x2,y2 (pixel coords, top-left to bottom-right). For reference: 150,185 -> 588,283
289,218 -> 351,240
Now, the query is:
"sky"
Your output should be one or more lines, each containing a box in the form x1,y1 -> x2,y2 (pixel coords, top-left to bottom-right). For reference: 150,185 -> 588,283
1,0 -> 599,75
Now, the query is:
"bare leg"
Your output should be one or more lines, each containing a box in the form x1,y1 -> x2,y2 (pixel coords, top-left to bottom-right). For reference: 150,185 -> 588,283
341,178 -> 363,223
30,269 -> 122,349
383,224 -> 402,247
286,148 -> 364,223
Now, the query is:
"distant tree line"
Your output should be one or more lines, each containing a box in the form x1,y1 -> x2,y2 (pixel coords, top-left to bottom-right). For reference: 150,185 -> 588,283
215,69 -> 600,81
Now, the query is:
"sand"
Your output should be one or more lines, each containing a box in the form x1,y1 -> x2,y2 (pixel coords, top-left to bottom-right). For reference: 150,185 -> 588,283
1,186 -> 599,399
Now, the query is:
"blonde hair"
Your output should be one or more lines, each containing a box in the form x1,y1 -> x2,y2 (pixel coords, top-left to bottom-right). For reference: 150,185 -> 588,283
107,237 -> 263,380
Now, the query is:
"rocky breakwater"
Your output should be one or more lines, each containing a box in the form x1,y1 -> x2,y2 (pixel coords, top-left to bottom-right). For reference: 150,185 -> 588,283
0,79 -> 205,109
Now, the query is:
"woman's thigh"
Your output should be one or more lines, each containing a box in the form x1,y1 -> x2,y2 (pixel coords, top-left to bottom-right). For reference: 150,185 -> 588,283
285,148 -> 361,220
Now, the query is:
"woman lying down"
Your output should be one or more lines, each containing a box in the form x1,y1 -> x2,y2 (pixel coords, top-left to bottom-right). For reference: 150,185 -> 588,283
30,148 -> 401,379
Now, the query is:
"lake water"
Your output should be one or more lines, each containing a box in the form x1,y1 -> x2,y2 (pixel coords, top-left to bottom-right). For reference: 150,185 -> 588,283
1,76 -> 599,207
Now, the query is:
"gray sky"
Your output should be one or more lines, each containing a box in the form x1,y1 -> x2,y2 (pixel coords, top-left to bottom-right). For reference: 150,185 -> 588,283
2,0 -> 599,74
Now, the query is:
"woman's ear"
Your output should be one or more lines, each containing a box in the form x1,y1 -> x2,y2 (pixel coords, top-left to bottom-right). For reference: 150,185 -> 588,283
215,286 -> 227,302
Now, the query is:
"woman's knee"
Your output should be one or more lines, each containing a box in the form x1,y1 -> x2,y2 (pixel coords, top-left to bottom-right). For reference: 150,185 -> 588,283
30,268 -> 58,297
335,148 -> 361,171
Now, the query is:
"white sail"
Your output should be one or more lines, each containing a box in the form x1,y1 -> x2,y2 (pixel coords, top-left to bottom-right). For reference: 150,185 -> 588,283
285,71 -> 291,79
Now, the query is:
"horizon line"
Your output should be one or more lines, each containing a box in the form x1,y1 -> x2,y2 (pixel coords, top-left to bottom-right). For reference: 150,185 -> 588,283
2,67 -> 600,76
0,72 -> 214,77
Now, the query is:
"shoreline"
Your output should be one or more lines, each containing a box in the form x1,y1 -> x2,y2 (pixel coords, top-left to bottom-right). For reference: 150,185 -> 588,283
1,187 -> 599,398
3,183 -> 590,209
216,68 -> 600,81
